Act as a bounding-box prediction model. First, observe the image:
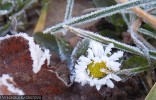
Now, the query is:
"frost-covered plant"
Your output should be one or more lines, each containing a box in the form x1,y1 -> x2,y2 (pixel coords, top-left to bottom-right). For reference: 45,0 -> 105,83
42,0 -> 156,90
1,0 -> 156,96
0,0 -> 39,36
75,41 -> 123,90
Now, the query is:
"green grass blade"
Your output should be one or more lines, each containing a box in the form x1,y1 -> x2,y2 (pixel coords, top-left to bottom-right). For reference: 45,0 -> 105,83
64,0 -> 74,20
64,25 -> 156,59
138,28 -> 156,39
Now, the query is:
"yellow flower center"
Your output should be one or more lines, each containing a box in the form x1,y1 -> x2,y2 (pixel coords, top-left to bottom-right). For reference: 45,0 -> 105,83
87,61 -> 108,79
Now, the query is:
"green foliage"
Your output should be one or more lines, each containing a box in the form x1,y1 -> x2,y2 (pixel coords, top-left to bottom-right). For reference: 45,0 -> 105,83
99,29 -> 120,41
0,22 -> 11,36
70,38 -> 90,71
0,0 -> 38,32
0,2 -> 12,10
56,36 -> 73,62
122,56 -> 148,69
115,56 -> 153,77
71,38 -> 90,63
33,32 -> 59,53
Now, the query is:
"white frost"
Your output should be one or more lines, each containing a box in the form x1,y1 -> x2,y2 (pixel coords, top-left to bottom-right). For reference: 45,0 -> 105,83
64,0 -> 74,20
0,74 -> 24,95
0,33 -> 51,73
0,10 -> 8,15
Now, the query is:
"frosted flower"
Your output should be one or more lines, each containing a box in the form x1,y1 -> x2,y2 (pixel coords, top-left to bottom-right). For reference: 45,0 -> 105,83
74,41 -> 124,90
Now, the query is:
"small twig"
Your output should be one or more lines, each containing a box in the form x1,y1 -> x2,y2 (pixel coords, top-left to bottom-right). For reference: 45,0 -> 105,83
116,0 -> 156,30
132,18 -> 155,50
9,16 -> 17,32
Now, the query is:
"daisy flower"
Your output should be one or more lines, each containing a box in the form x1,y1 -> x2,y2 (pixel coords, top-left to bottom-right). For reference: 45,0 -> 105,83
74,40 -> 124,90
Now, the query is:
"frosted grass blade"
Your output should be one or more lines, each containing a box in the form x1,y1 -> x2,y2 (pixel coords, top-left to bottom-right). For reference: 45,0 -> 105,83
116,66 -> 156,75
57,0 -> 74,61
149,50 -> 156,59
64,25 -> 156,59
44,0 -> 156,34
64,0 -> 74,20
138,28 -> 156,39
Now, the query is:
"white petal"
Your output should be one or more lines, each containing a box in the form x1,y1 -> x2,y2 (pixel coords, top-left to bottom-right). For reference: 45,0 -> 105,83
100,68 -> 110,74
75,71 -> 88,82
78,55 -> 91,64
90,79 -> 95,86
106,79 -> 114,88
98,78 -> 106,84
75,64 -> 81,69
111,73 -> 121,81
101,56 -> 109,62
89,40 -> 104,57
87,48 -> 94,59
109,51 -> 124,61
107,61 -> 121,71
81,80 -> 87,86
104,43 -> 114,56
92,57 -> 101,62
105,74 -> 112,79
96,85 -> 102,90
77,61 -> 88,66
